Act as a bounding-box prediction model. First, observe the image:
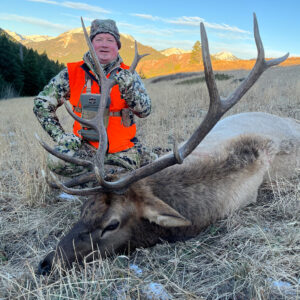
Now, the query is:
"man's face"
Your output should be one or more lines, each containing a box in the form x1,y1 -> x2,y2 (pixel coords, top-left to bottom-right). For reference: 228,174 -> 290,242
92,33 -> 119,64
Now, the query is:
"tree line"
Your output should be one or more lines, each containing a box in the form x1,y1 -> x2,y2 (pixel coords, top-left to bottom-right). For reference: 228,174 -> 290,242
0,29 -> 65,99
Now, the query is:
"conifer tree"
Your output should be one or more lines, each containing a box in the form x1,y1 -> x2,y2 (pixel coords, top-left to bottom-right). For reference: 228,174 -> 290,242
0,34 -> 24,96
189,40 -> 202,64
22,48 -> 41,96
0,28 -> 65,99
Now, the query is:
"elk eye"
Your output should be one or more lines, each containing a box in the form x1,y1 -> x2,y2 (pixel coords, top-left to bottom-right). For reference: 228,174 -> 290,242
101,220 -> 120,237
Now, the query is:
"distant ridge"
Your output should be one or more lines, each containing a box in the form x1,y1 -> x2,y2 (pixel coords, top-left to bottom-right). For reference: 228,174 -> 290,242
121,34 -> 135,42
212,51 -> 238,61
5,27 -> 164,66
4,29 -> 54,43
161,48 -> 191,56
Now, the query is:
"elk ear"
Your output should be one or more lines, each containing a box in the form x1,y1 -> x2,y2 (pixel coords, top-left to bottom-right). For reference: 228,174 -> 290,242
142,196 -> 191,227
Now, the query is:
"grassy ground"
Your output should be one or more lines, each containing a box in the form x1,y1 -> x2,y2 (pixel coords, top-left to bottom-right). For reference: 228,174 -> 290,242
0,65 -> 299,299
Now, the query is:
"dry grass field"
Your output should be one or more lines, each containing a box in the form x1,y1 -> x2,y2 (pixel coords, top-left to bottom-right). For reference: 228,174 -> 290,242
0,65 -> 300,299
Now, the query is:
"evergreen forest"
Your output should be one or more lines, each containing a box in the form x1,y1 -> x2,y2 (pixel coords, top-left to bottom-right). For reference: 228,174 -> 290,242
0,29 -> 65,99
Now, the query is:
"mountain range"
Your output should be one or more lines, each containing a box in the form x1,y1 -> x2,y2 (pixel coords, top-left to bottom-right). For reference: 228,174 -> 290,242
4,28 -> 165,66
4,28 -> 300,78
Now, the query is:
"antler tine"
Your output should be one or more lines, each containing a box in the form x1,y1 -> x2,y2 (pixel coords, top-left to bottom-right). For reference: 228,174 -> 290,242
35,133 -> 93,168
47,172 -> 97,189
224,13 -> 289,110
200,22 -> 221,113
253,13 -> 264,62
63,100 -> 95,129
81,17 -> 106,83
129,41 -> 149,73
173,21 -> 228,160
36,133 -> 101,190
173,141 -> 184,164
63,99 -> 110,166
49,172 -> 104,195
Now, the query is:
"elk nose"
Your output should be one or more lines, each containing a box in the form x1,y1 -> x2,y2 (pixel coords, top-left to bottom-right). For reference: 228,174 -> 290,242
37,259 -> 51,276
37,251 -> 55,276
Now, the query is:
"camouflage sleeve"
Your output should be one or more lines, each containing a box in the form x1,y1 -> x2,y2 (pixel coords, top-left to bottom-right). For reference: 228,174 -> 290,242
33,68 -> 70,142
115,70 -> 151,118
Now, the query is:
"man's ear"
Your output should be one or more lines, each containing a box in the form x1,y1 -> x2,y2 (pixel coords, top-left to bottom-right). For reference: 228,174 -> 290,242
142,196 -> 191,227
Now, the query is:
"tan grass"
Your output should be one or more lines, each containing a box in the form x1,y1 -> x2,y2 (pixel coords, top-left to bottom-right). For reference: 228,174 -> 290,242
0,65 -> 299,299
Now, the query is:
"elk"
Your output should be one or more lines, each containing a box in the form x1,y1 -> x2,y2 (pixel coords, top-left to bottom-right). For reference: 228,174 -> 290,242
36,14 -> 299,276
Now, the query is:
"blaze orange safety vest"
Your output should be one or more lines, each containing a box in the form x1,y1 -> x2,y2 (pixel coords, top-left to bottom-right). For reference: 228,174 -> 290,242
67,61 -> 136,153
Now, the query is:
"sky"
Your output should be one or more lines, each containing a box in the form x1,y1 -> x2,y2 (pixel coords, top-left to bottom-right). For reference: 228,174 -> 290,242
0,0 -> 299,59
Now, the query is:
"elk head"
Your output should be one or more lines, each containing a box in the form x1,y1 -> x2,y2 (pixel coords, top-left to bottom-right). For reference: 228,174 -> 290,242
38,182 -> 191,275
36,15 -> 288,275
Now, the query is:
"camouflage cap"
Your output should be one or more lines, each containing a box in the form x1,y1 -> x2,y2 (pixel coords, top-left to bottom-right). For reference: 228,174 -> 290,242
90,19 -> 121,49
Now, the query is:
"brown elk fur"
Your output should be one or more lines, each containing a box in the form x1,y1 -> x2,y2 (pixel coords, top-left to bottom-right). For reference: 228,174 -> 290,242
38,112 -> 300,275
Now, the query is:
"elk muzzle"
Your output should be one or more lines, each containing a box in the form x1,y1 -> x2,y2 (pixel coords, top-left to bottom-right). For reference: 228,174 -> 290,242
37,251 -> 55,276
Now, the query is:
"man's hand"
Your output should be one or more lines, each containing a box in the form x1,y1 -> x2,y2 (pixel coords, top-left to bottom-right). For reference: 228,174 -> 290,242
56,133 -> 82,151
114,69 -> 134,100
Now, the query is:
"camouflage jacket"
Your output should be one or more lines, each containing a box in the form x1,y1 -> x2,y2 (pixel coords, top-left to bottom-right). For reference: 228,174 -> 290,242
33,53 -> 151,143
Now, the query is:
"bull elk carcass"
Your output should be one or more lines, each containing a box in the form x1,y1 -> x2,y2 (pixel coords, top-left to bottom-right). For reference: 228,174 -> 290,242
36,14 -> 300,276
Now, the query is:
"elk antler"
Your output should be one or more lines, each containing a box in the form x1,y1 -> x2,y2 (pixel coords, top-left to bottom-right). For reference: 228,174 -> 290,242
38,14 -> 288,195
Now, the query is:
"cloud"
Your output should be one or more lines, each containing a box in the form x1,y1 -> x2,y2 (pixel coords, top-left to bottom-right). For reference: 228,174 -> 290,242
130,13 -> 159,21
139,37 -> 194,51
118,22 -> 145,32
214,32 -> 253,41
60,13 -> 94,22
118,22 -> 166,36
132,14 -> 203,26
203,22 -> 250,34
119,22 -> 198,37
28,0 -> 57,3
61,1 -> 110,13
138,29 -> 174,37
165,16 -> 204,26
166,16 -> 250,34
131,13 -> 250,34
27,0 -> 110,13
0,13 -> 71,31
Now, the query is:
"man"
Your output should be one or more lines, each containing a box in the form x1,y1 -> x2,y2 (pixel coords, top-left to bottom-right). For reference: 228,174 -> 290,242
34,19 -> 156,177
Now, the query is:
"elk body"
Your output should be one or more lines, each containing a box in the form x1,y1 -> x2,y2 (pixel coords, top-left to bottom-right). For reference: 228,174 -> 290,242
37,15 -> 298,275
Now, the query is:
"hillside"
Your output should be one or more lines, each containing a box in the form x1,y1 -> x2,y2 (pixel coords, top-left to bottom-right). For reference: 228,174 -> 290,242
1,28 -> 20,43
12,27 -> 164,66
137,53 -> 300,78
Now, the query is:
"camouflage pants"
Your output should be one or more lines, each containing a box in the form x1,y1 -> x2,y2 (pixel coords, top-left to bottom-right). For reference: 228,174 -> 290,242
47,140 -> 159,177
